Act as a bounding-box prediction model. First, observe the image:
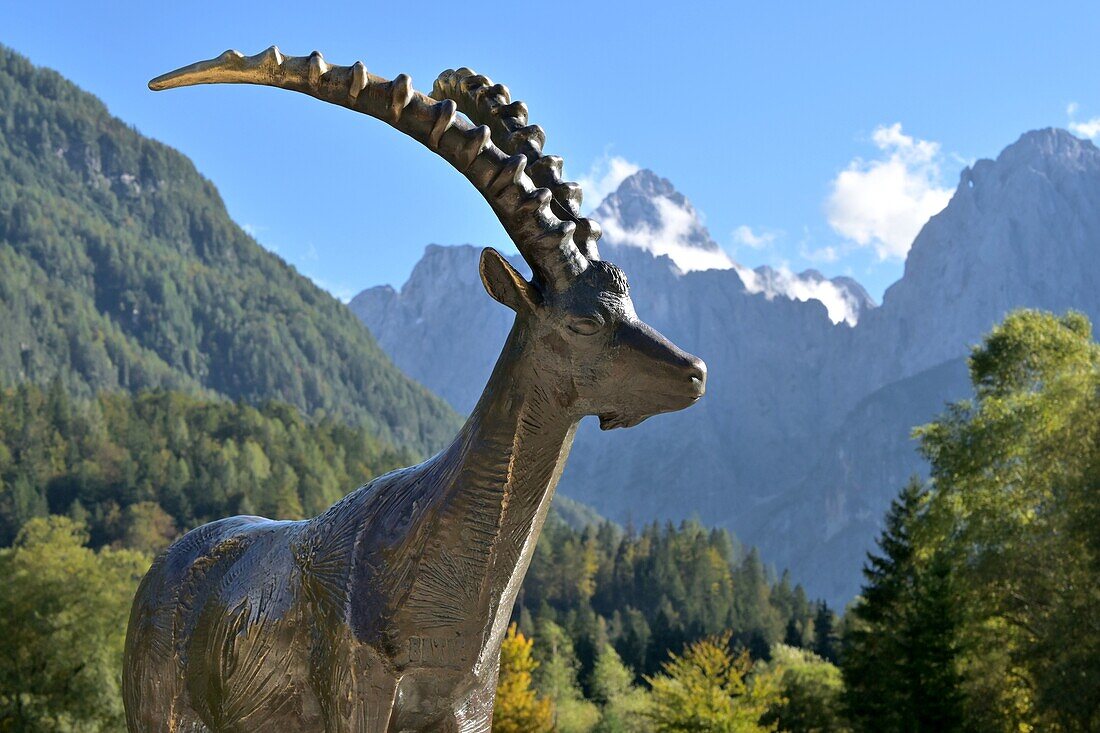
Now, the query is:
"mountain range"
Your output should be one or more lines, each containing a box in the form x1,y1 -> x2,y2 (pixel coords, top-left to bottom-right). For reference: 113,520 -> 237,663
352,129 -> 1100,603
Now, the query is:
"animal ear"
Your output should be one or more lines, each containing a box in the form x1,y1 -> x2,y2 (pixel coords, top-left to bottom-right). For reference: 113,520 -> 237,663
479,247 -> 540,312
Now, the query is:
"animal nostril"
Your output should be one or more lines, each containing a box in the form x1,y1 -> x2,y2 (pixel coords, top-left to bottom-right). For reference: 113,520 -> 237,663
686,357 -> 707,386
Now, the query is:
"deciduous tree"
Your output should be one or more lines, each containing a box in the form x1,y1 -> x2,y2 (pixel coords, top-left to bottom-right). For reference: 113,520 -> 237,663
0,516 -> 147,731
494,624 -> 554,733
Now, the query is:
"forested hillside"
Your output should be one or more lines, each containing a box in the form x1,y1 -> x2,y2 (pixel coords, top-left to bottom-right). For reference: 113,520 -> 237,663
0,383 -> 836,732
0,46 -> 460,455
0,383 -> 414,546
516,517 -> 830,679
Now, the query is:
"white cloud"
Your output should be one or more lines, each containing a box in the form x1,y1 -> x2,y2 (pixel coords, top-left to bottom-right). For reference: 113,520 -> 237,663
576,155 -> 641,212
825,123 -> 952,260
800,244 -> 840,263
1071,119 -> 1100,139
600,197 -> 735,272
1066,101 -> 1100,140
735,265 -> 862,326
1070,119 -> 1100,140
732,225 -> 778,250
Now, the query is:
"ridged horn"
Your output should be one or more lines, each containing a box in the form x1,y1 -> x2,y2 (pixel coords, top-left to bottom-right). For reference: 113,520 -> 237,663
149,47 -> 588,292
431,68 -> 602,260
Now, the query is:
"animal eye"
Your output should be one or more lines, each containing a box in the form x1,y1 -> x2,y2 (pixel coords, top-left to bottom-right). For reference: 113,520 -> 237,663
567,317 -> 603,336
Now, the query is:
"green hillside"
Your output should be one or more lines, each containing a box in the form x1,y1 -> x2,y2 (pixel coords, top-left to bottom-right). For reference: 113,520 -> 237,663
0,46 -> 460,455
0,382 -> 416,546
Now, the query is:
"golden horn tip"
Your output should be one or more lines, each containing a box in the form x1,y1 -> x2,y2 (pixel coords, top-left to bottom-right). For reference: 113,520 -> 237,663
147,49 -> 247,92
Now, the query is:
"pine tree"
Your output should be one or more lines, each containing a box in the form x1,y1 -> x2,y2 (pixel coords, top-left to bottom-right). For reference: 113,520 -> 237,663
841,478 -> 965,732
811,602 -> 839,664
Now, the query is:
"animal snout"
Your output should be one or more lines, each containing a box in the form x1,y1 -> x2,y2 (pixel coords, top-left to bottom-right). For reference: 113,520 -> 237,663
685,356 -> 707,399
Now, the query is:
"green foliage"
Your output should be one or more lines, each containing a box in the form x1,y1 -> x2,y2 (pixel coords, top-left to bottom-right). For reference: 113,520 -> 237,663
518,519 -> 807,681
810,604 -> 838,665
644,633 -> 775,733
0,45 -> 460,456
512,520 -> 830,731
843,310 -> 1100,732
915,310 -> 1100,732
532,620 -> 600,733
0,516 -> 147,732
591,643 -> 653,733
756,645 -> 848,733
0,383 -> 412,547
494,624 -> 555,733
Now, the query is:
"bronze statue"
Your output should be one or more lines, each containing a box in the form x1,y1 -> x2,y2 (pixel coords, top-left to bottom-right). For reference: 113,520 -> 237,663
124,47 -> 707,732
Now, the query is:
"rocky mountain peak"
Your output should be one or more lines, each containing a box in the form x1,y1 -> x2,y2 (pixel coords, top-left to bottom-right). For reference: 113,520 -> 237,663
994,127 -> 1099,171
592,169 -> 734,272
589,170 -> 875,325
866,127 -> 1100,379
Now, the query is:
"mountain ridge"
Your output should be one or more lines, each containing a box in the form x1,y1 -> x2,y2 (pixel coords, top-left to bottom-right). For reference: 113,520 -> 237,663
353,127 -> 1100,603
0,45 -> 461,456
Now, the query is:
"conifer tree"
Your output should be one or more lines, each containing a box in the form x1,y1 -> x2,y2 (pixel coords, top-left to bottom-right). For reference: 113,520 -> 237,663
811,602 -> 839,664
841,478 -> 964,732
591,643 -> 652,733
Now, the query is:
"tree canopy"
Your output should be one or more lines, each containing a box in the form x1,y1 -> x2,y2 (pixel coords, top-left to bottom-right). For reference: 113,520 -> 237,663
0,382 -> 412,547
0,516 -> 147,731
843,310 -> 1100,732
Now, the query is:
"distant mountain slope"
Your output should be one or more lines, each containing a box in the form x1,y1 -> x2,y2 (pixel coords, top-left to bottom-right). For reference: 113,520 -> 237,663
352,129 -> 1100,604
0,46 -> 460,455
762,357 -> 972,602
352,175 -> 851,584
350,245 -> 527,415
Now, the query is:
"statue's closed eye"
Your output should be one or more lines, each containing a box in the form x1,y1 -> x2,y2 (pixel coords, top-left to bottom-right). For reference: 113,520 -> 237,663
567,317 -> 603,336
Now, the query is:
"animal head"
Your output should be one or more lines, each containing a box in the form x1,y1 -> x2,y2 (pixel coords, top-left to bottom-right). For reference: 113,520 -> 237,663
479,249 -> 704,429
150,50 -> 706,428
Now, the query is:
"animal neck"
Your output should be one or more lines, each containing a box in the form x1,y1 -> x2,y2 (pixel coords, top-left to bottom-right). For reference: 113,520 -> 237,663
419,318 -> 578,645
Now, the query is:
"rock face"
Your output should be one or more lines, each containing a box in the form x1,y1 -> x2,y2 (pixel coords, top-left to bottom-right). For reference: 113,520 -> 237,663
351,129 -> 1100,604
591,169 -> 735,272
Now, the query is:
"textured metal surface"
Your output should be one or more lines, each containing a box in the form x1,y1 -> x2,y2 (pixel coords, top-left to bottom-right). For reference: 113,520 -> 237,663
124,47 -> 707,732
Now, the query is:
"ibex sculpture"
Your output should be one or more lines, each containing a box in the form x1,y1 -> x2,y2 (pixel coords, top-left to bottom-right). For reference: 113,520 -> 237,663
124,47 -> 706,733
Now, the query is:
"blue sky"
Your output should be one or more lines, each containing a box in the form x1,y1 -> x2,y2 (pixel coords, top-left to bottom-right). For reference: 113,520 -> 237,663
5,1 -> 1100,302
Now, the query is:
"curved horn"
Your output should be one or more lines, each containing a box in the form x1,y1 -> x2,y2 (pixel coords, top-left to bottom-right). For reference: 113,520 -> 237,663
149,47 -> 587,291
431,68 -> 601,260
